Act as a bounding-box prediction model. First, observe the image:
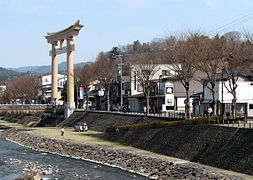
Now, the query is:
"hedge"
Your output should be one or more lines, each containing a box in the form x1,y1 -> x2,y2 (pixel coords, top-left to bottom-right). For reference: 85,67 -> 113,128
106,116 -> 220,132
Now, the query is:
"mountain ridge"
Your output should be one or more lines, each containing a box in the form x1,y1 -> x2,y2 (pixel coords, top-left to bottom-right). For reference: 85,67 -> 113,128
8,61 -> 92,74
0,67 -> 19,84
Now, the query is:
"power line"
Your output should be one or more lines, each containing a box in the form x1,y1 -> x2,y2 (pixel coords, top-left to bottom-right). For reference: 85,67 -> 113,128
214,15 -> 253,34
209,10 -> 253,35
209,10 -> 253,33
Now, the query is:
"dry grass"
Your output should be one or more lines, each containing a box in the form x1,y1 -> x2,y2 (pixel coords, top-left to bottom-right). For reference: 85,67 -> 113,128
0,120 -> 128,148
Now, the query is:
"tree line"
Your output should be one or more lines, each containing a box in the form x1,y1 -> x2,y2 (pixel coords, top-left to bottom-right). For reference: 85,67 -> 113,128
1,30 -> 253,118
75,30 -> 253,117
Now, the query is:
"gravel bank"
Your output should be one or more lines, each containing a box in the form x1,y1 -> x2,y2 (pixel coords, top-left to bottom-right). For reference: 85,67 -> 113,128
3,128 -> 250,180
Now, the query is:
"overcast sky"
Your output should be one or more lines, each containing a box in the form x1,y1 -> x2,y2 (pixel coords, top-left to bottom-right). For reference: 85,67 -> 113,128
1,0 -> 253,68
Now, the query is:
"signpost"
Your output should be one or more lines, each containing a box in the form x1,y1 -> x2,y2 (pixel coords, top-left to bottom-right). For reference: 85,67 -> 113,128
232,98 -> 236,104
79,87 -> 84,100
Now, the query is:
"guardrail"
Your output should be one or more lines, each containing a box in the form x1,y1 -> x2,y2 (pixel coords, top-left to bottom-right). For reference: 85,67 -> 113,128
210,118 -> 253,129
0,104 -> 64,114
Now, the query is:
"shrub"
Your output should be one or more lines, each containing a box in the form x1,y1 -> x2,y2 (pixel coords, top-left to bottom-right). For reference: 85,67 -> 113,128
105,116 -> 220,132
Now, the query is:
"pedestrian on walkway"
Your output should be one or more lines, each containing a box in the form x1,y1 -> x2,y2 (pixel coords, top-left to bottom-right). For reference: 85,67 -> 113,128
85,123 -> 88,131
61,127 -> 64,136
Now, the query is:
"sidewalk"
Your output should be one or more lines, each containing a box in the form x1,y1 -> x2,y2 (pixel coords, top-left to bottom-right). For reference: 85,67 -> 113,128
1,120 -> 253,179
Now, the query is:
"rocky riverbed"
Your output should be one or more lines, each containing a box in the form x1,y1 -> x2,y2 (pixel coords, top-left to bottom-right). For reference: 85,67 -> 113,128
3,127 -> 250,180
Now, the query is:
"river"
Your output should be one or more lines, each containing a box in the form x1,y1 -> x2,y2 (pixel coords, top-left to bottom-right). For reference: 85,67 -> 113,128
0,130 -> 148,180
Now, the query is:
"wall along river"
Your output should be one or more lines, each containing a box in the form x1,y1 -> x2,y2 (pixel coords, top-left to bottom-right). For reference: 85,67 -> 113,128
0,130 -> 148,180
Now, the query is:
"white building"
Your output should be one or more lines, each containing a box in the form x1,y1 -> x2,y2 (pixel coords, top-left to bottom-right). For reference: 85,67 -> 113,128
41,74 -> 66,104
129,64 -> 177,112
202,75 -> 253,118
128,64 -> 204,114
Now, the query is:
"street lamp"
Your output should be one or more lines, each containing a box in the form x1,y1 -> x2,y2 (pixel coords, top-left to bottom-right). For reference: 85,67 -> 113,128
115,55 -> 123,107
120,56 -> 123,107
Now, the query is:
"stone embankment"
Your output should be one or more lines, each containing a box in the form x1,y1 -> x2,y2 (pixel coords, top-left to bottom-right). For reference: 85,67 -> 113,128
0,113 -> 63,127
4,128 -> 247,180
58,111 -> 182,131
98,124 -> 253,176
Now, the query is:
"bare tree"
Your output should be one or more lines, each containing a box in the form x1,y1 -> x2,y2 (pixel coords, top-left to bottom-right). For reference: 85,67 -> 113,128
94,52 -> 117,111
165,32 -> 200,118
131,52 -> 159,115
242,30 -> 253,79
24,74 -> 41,103
4,74 -> 41,104
194,35 -> 225,116
75,63 -> 95,110
221,32 -> 248,118
0,86 -> 4,103
5,77 -> 20,103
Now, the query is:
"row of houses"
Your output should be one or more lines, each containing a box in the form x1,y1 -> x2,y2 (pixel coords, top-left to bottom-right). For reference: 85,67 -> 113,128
38,64 -> 253,119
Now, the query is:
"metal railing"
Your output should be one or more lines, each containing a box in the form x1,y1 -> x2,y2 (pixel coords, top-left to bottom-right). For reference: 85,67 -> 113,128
0,104 -> 64,110
208,118 -> 253,129
75,109 -> 185,119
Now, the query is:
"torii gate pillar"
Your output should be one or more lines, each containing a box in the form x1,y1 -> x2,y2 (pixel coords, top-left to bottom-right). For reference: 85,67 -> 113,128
45,20 -> 83,118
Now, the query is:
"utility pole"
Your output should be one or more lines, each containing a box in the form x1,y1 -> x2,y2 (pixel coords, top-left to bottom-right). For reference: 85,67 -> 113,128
222,69 -> 224,119
76,85 -> 78,109
120,55 -> 123,107
115,54 -> 123,107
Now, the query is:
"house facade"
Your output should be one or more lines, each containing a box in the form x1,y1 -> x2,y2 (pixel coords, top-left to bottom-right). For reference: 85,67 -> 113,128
128,64 -> 177,112
201,76 -> 253,118
127,64 -> 204,114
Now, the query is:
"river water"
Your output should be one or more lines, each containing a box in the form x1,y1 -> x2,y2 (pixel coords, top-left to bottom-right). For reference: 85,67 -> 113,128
0,131 -> 148,180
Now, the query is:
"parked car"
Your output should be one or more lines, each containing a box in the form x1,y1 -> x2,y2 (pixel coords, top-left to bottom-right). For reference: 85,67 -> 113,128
89,104 -> 97,110
110,104 -> 118,111
74,122 -> 86,131
111,104 -> 124,111
83,101 -> 97,110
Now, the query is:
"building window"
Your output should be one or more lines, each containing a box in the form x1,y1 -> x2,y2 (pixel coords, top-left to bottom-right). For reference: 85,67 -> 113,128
167,99 -> 172,104
166,106 -> 174,110
162,70 -> 170,76
249,104 -> 253,109
137,84 -> 143,92
225,103 -> 231,116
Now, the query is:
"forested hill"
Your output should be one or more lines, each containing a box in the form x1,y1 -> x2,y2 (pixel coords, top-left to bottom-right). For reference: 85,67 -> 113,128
9,61 -> 92,74
0,67 -> 18,84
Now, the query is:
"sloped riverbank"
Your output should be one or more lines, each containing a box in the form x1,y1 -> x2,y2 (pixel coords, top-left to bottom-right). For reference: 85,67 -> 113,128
3,127 -> 250,180
0,129 -> 146,180
97,124 -> 253,177
59,111 -> 253,176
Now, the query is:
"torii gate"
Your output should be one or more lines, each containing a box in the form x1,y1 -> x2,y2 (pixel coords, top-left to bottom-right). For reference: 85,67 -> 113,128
45,20 -> 83,117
